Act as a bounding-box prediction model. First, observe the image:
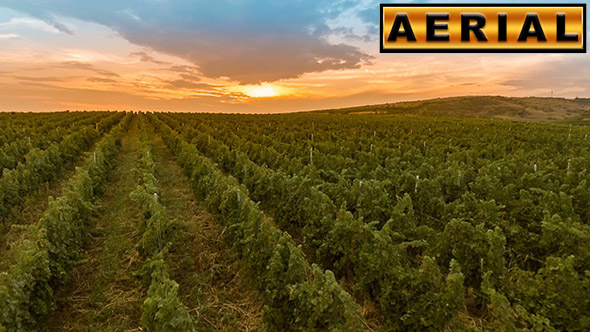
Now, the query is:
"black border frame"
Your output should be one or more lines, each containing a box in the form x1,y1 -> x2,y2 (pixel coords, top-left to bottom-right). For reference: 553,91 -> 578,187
379,3 -> 587,53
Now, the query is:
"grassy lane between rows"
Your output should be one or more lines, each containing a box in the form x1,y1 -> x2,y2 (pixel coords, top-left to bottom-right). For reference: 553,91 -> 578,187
0,115 -> 131,332
47,115 -> 264,331
46,116 -> 144,332
149,122 -> 264,331
0,163 -> 78,272
0,116 -> 125,271
148,113 -> 366,331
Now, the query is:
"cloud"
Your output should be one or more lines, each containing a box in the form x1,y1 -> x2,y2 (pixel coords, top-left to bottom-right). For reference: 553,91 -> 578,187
167,79 -> 215,90
56,61 -> 119,77
0,33 -> 18,39
130,51 -> 169,65
168,65 -> 199,73
2,0 -> 370,83
14,76 -> 67,82
87,77 -> 118,84
179,73 -> 201,82
0,17 -> 61,33
500,55 -> 590,95
355,6 -> 375,26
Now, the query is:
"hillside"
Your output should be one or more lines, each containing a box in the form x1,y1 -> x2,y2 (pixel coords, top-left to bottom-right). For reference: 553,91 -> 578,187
315,96 -> 590,121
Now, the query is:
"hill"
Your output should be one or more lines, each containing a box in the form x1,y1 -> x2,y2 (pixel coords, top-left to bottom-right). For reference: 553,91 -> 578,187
314,96 -> 590,121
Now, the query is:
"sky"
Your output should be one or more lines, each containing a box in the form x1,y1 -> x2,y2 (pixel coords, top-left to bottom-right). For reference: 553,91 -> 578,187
0,0 -> 588,113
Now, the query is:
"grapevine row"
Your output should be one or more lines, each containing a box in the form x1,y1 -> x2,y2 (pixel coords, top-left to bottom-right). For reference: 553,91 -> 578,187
157,113 -> 467,330
0,112 -> 125,219
0,112 -> 87,147
0,112 -> 113,171
148,114 -> 366,331
160,113 -> 590,331
131,118 -> 196,331
0,114 -> 131,331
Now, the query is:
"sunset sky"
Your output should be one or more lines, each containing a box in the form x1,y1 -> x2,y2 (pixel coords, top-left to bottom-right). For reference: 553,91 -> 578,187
0,0 -> 588,113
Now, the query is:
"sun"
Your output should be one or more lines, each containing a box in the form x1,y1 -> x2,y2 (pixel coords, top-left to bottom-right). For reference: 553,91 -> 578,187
245,84 -> 280,98
229,83 -> 290,98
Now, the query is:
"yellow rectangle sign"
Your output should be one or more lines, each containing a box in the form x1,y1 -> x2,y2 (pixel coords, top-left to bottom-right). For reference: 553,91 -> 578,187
380,3 -> 586,52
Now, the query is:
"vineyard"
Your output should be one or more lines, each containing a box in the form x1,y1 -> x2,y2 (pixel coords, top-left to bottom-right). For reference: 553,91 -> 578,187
0,109 -> 589,331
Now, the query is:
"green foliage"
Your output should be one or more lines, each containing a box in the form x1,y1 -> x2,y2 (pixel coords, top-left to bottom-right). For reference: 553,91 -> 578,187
286,266 -> 361,332
141,253 -> 196,332
132,118 -> 197,331
152,111 -> 590,330
148,114 -> 364,331
0,112 -> 124,219
0,114 -> 130,331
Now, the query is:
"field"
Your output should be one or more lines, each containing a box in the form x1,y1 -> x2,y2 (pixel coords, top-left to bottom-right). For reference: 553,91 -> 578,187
0,104 -> 589,331
317,96 -> 590,122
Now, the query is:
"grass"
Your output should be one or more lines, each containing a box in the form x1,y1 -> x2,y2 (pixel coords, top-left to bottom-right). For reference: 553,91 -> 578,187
150,128 -> 264,331
46,116 -> 144,331
46,117 -> 264,332
314,96 -> 590,121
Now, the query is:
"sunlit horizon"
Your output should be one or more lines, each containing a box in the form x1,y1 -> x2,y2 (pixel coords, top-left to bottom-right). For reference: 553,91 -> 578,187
0,1 -> 588,113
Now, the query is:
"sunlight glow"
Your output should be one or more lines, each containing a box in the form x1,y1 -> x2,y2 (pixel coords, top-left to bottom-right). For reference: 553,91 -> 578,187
232,83 -> 285,98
